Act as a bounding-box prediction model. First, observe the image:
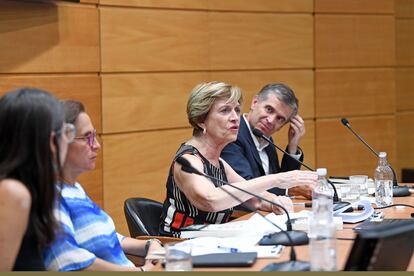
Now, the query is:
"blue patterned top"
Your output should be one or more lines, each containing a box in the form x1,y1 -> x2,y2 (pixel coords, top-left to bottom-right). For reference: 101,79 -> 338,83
43,183 -> 134,271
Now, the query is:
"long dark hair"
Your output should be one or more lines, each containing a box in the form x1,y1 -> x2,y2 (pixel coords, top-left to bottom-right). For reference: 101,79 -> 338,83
0,88 -> 64,246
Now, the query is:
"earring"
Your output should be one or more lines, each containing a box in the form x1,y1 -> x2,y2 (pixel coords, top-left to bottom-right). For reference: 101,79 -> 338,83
203,128 -> 206,135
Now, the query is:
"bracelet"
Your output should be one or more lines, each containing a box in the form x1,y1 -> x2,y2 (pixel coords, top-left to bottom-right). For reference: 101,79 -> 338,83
145,238 -> 162,254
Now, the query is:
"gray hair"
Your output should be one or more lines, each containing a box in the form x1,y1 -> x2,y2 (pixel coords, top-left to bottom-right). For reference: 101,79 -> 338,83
257,83 -> 298,117
187,81 -> 242,136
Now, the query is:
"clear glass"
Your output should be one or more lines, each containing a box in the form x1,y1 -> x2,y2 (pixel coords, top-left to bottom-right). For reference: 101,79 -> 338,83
349,175 -> 368,196
339,183 -> 360,203
164,243 -> 192,271
374,152 -> 393,207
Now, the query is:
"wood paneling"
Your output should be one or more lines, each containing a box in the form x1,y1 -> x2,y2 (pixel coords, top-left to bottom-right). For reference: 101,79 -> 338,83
396,112 -> 414,174
273,119 -> 315,169
103,129 -> 191,235
396,19 -> 414,66
99,0 -> 312,12
102,72 -> 208,133
0,74 -> 103,205
0,74 -> 102,133
315,0 -> 394,14
315,15 -> 395,68
395,0 -> 414,18
208,0 -> 312,12
315,68 -> 395,117
99,0 -> 207,9
396,68 -> 414,111
100,8 -> 209,72
0,1 -> 99,73
316,116 -> 396,177
210,70 -> 314,119
210,13 -> 313,70
81,0 -> 99,4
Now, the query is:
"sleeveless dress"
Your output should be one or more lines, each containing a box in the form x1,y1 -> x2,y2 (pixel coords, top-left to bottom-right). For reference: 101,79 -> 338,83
159,144 -> 233,237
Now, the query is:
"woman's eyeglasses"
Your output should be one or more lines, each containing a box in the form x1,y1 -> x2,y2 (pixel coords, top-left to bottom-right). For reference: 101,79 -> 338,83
57,123 -> 76,144
74,129 -> 97,147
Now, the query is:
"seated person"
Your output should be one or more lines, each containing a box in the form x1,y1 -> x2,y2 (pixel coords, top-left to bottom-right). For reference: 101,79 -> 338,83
43,100 -> 162,271
0,88 -> 73,270
221,83 -> 312,199
159,81 -> 317,237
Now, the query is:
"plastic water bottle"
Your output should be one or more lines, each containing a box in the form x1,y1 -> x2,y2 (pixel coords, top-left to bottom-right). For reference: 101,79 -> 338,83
374,152 -> 393,207
309,168 -> 336,271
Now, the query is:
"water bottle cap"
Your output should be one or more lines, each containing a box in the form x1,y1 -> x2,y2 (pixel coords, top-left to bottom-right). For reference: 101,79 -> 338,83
379,152 -> 387,158
316,168 -> 327,176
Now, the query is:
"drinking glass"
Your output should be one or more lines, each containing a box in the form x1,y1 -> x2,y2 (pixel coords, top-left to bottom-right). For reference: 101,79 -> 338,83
164,243 -> 192,271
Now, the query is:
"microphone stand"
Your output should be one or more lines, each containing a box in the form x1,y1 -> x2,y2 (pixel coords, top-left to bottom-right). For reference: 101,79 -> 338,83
176,156 -> 310,271
341,118 -> 410,197
252,128 -> 351,211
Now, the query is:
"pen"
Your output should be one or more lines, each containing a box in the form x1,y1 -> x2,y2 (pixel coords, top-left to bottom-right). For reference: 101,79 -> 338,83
217,246 -> 239,253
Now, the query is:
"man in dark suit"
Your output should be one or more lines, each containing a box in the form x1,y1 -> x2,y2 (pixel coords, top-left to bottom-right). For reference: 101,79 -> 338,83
221,83 -> 312,198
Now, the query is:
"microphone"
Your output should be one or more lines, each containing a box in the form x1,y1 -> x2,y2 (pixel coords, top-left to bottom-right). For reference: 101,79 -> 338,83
252,128 -> 351,211
175,156 -> 311,271
340,118 -> 410,197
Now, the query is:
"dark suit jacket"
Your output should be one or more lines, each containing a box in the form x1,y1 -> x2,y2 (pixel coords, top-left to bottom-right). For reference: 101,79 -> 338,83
221,117 -> 303,195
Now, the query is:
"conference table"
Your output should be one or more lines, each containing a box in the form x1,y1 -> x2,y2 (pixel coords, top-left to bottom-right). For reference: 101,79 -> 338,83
154,191 -> 414,271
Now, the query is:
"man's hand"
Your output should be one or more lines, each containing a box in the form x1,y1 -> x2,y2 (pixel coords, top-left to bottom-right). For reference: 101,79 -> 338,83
287,115 -> 305,154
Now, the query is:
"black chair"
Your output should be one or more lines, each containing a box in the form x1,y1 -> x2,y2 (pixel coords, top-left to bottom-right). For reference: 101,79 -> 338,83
124,197 -> 163,238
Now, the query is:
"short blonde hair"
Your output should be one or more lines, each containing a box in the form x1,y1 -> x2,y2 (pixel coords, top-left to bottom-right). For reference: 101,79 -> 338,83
187,81 -> 242,136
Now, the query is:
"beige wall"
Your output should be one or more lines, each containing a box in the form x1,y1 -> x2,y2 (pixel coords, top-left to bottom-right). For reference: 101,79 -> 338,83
0,0 -> 412,236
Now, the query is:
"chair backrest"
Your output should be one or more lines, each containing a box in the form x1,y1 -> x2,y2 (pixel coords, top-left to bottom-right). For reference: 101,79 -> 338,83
124,197 -> 163,237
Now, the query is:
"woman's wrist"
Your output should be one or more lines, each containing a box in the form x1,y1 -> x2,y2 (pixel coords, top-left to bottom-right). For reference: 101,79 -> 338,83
145,238 -> 162,254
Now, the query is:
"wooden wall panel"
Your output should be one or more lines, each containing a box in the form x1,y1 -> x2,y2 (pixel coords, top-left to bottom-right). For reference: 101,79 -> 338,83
100,8 -> 209,72
0,74 -> 103,206
315,68 -> 395,117
315,15 -> 395,68
273,119 -> 315,169
102,72 -> 208,133
395,0 -> 414,18
210,70 -> 314,119
315,0 -> 394,14
207,0 -> 312,12
99,0 -> 312,12
396,112 -> 414,175
103,129 -> 191,235
396,68 -> 414,111
81,0 -> 99,4
396,19 -> 414,66
210,13 -> 313,70
0,1 -> 99,73
99,0 -> 207,9
0,75 -> 102,133
316,116 -> 396,177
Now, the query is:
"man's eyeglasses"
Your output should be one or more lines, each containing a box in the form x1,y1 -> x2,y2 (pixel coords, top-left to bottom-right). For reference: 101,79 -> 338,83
74,129 -> 97,147
57,123 -> 76,144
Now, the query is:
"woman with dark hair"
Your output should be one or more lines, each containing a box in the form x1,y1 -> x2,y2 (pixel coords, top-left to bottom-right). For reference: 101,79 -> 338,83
0,88 -> 75,270
43,100 -> 162,271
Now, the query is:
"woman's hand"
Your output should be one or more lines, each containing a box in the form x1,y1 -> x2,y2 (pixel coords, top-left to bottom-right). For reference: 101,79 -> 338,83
275,170 -> 317,189
141,239 -> 164,271
259,193 -> 293,214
